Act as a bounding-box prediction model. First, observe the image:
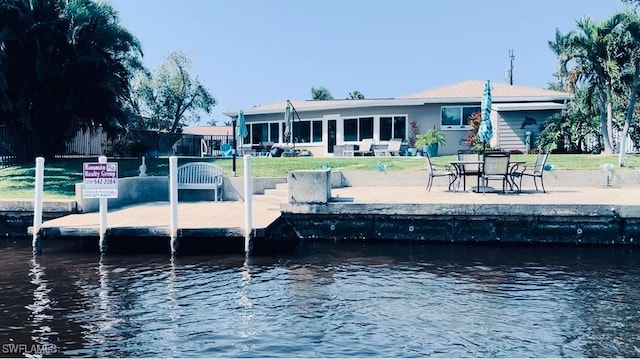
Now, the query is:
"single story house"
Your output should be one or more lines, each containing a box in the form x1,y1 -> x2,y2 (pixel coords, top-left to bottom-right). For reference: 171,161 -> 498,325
223,81 -> 572,156
176,125 -> 233,156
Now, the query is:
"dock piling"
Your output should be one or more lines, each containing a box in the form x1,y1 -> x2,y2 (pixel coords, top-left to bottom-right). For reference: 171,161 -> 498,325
98,156 -> 108,253
244,155 -> 253,254
169,156 -> 179,254
32,157 -> 44,254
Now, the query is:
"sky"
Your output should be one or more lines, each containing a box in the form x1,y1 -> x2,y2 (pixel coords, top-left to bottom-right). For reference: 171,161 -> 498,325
108,0 -> 630,125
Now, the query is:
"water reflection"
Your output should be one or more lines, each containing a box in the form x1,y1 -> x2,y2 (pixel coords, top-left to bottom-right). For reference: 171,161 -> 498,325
238,259 -> 255,343
2,242 -> 640,357
26,255 -> 55,357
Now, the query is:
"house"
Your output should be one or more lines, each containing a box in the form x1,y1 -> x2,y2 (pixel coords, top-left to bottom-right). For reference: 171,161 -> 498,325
223,81 -> 572,156
175,125 -> 234,156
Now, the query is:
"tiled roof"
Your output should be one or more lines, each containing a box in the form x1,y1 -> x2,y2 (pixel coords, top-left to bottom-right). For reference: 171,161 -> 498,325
400,80 -> 571,100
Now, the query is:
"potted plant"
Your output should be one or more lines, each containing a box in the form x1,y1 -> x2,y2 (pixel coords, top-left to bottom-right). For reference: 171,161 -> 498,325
415,127 -> 446,157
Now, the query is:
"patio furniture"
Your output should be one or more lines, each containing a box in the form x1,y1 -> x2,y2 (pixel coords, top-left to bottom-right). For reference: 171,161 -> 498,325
456,150 -> 482,191
512,152 -> 549,193
177,162 -> 224,201
220,143 -> 234,157
481,152 -> 511,193
374,139 -> 402,156
425,152 -> 454,192
343,138 -> 374,156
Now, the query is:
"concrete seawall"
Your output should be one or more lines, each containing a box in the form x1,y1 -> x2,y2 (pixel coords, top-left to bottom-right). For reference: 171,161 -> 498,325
3,169 -> 640,250
280,169 -> 640,246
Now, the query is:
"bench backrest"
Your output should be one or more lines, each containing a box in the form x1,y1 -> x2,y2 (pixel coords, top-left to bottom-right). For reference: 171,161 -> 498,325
177,162 -> 224,186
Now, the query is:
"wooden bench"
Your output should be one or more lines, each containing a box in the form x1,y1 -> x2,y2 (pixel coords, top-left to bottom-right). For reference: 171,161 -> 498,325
177,162 -> 224,201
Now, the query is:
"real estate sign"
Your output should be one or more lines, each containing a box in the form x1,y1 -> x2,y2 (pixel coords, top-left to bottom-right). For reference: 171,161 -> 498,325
83,162 -> 118,198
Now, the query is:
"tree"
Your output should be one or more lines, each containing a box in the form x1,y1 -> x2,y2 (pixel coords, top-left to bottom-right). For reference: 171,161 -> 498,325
613,11 -> 640,165
560,14 -> 627,154
134,51 -> 216,133
311,86 -> 334,100
538,86 -> 601,153
0,0 -> 142,160
548,29 -> 570,87
347,90 -> 365,99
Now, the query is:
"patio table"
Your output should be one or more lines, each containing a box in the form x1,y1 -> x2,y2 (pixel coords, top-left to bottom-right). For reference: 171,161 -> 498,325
449,160 -> 483,192
450,160 -> 526,193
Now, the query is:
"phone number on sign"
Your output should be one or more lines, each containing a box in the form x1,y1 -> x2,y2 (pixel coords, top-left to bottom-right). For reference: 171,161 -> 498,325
84,178 -> 117,185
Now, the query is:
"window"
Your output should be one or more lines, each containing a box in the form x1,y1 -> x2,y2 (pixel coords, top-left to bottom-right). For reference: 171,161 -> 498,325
269,123 -> 279,143
441,106 -> 480,128
292,120 -> 322,143
248,122 -> 281,144
250,123 -> 268,144
380,116 -> 407,141
293,121 -> 311,143
312,121 -> 323,142
344,117 -> 374,141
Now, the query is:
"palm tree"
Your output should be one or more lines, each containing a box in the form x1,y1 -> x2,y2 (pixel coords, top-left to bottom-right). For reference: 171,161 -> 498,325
614,11 -> 640,166
347,90 -> 365,99
548,29 -> 570,87
562,14 -> 626,154
311,86 -> 334,100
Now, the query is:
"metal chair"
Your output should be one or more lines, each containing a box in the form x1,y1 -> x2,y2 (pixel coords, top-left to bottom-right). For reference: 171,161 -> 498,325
425,152 -> 454,192
512,152 -> 549,193
456,149 -> 482,191
481,152 -> 511,193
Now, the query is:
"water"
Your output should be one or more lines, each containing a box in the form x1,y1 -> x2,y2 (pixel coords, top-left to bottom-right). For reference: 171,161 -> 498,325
2,239 -> 640,358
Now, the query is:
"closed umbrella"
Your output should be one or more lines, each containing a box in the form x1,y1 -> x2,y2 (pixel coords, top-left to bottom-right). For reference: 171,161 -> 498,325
237,110 -> 248,139
478,80 -> 493,152
232,110 -> 247,175
284,102 -> 292,145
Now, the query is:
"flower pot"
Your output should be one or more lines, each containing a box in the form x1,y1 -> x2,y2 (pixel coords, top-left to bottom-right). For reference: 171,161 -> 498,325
425,144 -> 438,157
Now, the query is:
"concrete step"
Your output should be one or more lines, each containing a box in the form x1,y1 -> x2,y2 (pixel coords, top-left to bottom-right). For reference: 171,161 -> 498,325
264,187 -> 287,197
260,182 -> 288,203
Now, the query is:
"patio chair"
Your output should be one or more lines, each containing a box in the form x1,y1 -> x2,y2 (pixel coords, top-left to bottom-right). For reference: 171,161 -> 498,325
220,143 -> 234,157
456,150 -> 482,191
344,138 -> 373,156
481,152 -> 511,193
374,139 -> 402,156
512,152 -> 549,193
425,151 -> 454,192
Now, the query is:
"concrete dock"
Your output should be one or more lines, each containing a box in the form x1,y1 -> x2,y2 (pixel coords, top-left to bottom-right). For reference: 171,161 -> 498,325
26,168 -> 640,253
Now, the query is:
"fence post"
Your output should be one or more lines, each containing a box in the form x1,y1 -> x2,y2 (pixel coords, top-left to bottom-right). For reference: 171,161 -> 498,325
32,157 -> 44,254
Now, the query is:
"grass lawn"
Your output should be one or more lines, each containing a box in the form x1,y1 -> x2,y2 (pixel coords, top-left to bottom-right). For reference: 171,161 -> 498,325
1,153 -> 638,199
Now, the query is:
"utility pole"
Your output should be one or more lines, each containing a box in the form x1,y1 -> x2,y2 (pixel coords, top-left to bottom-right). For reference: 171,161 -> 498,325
505,49 -> 515,85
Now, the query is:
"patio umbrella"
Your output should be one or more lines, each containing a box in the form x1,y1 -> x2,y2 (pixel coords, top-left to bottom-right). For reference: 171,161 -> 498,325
478,80 -> 493,152
237,110 -> 248,139
284,102 -> 292,144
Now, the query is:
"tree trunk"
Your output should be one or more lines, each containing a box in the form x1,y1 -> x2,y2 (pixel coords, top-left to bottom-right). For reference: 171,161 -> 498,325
607,101 -> 614,151
619,68 -> 640,166
599,90 -> 614,154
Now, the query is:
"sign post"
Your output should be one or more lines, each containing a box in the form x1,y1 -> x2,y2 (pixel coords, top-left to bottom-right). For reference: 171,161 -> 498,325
83,156 -> 118,253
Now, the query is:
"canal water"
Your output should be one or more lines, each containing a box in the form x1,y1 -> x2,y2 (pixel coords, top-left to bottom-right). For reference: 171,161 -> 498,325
1,239 -> 640,358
